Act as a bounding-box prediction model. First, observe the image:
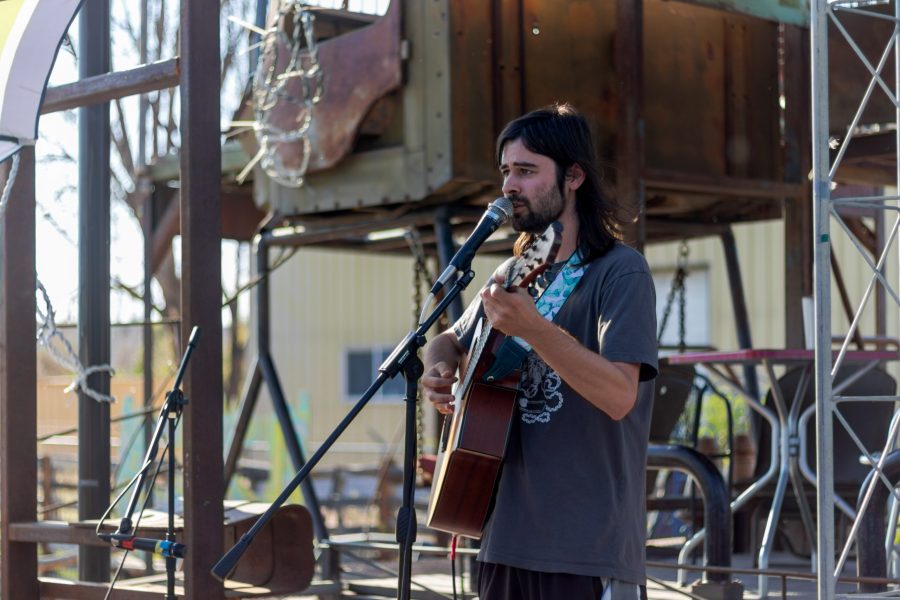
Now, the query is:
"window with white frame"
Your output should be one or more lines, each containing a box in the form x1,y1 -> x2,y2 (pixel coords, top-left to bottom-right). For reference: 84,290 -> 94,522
653,267 -> 711,349
343,347 -> 407,403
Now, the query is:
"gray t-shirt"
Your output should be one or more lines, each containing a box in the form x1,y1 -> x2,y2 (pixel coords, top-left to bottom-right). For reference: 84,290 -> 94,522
451,242 -> 658,583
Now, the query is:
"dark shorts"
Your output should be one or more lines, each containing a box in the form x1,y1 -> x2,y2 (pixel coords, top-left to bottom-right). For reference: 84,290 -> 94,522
477,562 -> 648,600
477,561 -> 604,600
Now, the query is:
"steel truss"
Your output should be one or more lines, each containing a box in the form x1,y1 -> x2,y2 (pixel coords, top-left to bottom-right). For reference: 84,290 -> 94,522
812,1 -> 900,598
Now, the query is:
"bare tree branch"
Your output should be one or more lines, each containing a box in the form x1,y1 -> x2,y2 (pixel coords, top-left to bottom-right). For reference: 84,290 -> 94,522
117,11 -> 141,52
165,86 -> 178,153
150,90 -> 161,160
110,167 -> 129,202
113,98 -> 136,181
156,252 -> 181,318
112,277 -> 166,316
155,0 -> 166,63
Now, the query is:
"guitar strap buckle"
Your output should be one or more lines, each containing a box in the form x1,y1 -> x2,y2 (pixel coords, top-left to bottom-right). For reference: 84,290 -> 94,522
481,338 -> 530,383
482,247 -> 588,384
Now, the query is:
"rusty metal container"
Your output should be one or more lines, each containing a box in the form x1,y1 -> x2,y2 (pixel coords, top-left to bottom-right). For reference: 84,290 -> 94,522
251,0 -> 801,234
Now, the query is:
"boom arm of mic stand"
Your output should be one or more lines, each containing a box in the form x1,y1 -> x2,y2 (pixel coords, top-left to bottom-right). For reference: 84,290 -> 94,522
212,270 -> 476,581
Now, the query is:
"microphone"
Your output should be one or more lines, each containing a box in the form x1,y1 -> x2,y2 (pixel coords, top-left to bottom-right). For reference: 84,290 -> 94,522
98,533 -> 186,559
431,197 -> 513,294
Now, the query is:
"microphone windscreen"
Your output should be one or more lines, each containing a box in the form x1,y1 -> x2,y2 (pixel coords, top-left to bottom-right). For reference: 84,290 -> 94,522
491,197 -> 513,221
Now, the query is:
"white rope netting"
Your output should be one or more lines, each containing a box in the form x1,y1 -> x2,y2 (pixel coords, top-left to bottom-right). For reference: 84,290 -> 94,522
0,152 -> 21,215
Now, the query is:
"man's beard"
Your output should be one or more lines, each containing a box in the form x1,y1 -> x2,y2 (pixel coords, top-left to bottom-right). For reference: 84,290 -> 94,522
510,187 -> 565,233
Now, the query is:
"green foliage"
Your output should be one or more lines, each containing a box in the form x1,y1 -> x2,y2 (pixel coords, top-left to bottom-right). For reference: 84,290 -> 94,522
671,386 -> 753,451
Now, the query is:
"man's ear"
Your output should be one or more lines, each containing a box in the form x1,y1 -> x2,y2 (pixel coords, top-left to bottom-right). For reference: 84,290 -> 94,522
565,164 -> 586,191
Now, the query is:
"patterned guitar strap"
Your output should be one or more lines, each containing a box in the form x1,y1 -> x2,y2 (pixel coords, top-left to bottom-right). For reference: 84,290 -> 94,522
481,249 -> 587,382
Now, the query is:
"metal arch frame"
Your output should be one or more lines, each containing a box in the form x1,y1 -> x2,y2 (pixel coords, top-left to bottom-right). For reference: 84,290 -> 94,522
811,1 -> 900,598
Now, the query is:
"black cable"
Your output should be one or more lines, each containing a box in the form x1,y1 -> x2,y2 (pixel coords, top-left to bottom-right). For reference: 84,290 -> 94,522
450,551 -> 457,600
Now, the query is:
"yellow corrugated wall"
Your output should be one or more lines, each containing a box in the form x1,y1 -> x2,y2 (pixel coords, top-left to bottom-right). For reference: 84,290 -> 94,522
266,219 -> 899,468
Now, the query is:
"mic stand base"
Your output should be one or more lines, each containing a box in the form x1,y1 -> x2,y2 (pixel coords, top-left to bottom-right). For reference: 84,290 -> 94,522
396,349 -> 424,600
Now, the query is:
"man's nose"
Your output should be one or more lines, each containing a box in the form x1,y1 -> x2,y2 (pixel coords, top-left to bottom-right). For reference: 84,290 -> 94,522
502,176 -> 519,197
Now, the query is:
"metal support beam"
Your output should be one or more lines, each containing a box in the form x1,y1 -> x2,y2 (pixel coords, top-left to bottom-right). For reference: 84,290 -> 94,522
782,25 -> 813,350
77,0 -> 112,580
433,206 -> 464,323
720,229 -> 760,402
180,0 -> 224,596
1,148 -> 39,599
141,191 -> 155,574
42,58 -> 180,114
811,1 -> 835,597
615,0 -> 645,249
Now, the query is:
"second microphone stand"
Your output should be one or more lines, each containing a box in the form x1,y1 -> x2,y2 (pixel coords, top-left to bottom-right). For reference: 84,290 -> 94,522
213,270 -> 476,600
100,327 -> 200,599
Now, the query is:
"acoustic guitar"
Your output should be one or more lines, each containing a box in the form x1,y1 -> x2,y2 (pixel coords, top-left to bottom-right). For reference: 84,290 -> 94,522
426,223 -> 562,539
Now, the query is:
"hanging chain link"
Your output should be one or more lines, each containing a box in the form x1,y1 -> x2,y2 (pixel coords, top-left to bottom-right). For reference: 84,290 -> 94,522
3,157 -> 116,402
250,2 -> 324,187
36,280 -> 116,402
657,240 -> 690,352
405,228 -> 433,479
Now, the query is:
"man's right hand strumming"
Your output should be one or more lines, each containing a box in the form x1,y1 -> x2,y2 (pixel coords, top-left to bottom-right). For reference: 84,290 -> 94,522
422,361 -> 457,414
422,330 -> 464,415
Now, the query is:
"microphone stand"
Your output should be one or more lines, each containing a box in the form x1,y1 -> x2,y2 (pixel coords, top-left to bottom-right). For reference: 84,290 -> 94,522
213,269 -> 477,600
100,326 -> 200,599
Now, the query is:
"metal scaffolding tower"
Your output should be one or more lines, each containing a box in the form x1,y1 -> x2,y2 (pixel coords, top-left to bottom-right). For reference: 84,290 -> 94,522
812,1 -> 900,597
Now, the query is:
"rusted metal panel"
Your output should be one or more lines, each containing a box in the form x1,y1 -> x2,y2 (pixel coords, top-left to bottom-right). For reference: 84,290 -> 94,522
261,0 -> 794,241
0,147 -> 39,599
493,0 -> 525,140
828,5 -> 896,133
645,2 -> 723,175
449,0 -> 497,183
735,16 -> 780,180
261,0 -> 440,213
180,0 -> 224,596
615,0 -> 646,246
645,2 -> 780,179
423,0 -> 454,193
521,0 -> 617,162
265,0 -> 402,173
782,24 -> 812,349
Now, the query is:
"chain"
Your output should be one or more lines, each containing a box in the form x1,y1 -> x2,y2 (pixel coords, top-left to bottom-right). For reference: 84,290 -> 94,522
657,240 -> 690,352
405,228 -> 434,474
2,158 -> 116,402
247,2 -> 324,187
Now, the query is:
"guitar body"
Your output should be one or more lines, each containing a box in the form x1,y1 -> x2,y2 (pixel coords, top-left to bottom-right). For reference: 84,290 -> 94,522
426,222 -> 563,539
426,323 -> 520,538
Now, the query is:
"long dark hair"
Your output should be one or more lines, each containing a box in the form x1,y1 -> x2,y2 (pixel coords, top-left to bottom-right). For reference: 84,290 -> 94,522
497,103 -> 621,263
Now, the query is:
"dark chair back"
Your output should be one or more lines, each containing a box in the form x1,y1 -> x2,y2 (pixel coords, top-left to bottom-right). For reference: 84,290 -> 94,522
649,363 -> 698,444
757,365 -> 896,488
